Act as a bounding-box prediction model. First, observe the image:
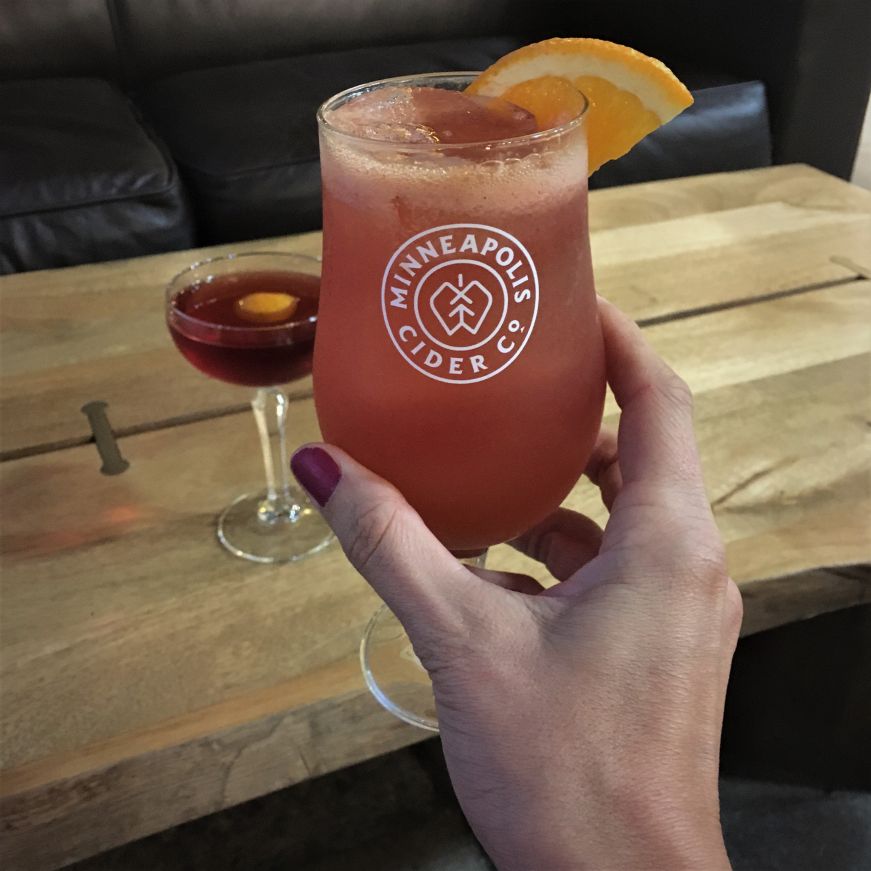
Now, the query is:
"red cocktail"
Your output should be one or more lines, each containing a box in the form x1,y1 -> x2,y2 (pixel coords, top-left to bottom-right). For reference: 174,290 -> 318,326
315,74 -> 603,729
316,77 -> 604,552
166,253 -> 333,563
169,270 -> 319,386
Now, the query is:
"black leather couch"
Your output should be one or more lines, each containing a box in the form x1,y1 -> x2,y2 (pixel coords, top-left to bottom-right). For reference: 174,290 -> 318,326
2,0 -> 869,275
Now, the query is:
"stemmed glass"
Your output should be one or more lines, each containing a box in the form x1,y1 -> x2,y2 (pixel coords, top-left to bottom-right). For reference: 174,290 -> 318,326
314,75 -> 603,729
166,252 -> 333,563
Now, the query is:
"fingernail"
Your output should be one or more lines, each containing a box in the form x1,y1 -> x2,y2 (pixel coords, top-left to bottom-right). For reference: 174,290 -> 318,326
291,446 -> 341,507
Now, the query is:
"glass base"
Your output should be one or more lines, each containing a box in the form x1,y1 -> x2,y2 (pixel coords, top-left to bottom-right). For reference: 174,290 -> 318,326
360,552 -> 487,732
361,604 -> 440,732
217,487 -> 334,563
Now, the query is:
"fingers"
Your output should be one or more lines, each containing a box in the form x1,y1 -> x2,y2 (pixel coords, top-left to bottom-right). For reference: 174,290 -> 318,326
291,444 -> 470,635
721,579 -> 743,666
511,508 -> 603,581
597,297 -> 705,498
585,428 -> 622,510
468,567 -> 545,595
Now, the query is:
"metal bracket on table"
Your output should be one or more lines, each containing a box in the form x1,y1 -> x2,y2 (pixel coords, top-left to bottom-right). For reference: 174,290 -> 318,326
81,401 -> 129,475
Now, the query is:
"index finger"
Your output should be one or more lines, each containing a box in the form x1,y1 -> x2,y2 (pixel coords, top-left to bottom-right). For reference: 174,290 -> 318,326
597,297 -> 705,495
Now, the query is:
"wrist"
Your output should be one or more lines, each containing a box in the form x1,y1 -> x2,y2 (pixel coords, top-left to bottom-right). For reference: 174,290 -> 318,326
597,778 -> 730,871
482,779 -> 730,871
493,824 -> 729,871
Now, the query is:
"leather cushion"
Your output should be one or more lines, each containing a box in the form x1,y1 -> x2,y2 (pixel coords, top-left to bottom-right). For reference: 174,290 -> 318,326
591,80 -> 772,188
140,40 -> 772,245
0,0 -> 119,81
113,0 -> 542,86
0,78 -> 194,274
138,37 -> 524,243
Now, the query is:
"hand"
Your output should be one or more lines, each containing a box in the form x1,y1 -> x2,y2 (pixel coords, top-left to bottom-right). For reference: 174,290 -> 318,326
291,297 -> 741,870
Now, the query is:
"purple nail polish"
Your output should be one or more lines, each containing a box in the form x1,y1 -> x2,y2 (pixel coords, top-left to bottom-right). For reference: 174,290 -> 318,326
291,446 -> 341,507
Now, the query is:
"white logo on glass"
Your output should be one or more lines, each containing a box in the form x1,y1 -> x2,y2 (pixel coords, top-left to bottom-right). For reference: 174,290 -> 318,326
430,274 -> 492,336
381,224 -> 539,385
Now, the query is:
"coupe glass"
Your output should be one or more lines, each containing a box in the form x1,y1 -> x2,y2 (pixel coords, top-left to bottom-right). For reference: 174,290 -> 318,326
166,252 -> 334,563
315,74 -> 604,729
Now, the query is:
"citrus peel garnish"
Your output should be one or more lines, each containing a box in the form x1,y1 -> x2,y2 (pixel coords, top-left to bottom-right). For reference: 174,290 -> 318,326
234,292 -> 298,324
468,38 -> 694,174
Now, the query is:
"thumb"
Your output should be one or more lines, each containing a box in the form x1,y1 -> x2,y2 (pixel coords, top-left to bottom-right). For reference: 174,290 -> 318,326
290,444 -> 471,638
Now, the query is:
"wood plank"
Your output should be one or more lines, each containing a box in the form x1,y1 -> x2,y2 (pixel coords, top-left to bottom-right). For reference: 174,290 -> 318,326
499,349 -> 871,590
494,280 -> 871,585
3,167 -> 869,457
0,405 -> 361,769
2,281 -> 869,869
600,280 -> 871,416
737,566 -> 870,637
589,163 -> 871,320
1,678 -> 422,871
594,206 -> 869,324
589,163 -> 871,232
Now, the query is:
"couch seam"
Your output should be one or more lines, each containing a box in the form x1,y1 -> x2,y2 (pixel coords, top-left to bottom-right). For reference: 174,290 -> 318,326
176,155 -> 321,181
0,185 -> 186,222
104,0 -> 134,87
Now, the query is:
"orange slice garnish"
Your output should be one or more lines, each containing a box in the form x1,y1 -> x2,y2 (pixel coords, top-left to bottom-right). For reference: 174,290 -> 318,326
468,38 -> 694,174
235,292 -> 298,324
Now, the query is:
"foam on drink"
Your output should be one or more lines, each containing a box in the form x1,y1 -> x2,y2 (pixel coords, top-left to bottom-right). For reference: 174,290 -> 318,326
324,86 -> 538,143
321,85 -> 588,222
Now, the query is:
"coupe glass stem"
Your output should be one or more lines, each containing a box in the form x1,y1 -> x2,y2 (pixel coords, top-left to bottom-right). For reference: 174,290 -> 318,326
251,387 -> 300,523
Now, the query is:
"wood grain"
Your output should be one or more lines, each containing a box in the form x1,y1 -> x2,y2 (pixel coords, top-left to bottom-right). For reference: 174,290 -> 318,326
2,275 -> 870,869
738,566 -> 870,637
589,163 -> 871,232
0,233 -> 323,460
494,284 -> 871,587
2,167 -> 870,870
1,676 -> 420,871
3,166 -> 869,457
593,203 -> 869,322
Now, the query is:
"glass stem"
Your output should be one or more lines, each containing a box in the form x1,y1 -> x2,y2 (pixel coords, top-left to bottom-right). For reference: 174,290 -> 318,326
459,550 -> 489,569
251,387 -> 300,524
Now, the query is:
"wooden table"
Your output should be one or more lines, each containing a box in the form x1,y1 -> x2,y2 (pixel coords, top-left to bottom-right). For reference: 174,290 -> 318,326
2,165 -> 870,870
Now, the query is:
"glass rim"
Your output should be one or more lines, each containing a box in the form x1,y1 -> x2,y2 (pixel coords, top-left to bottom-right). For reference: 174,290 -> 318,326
316,70 -> 588,150
165,251 -> 320,335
